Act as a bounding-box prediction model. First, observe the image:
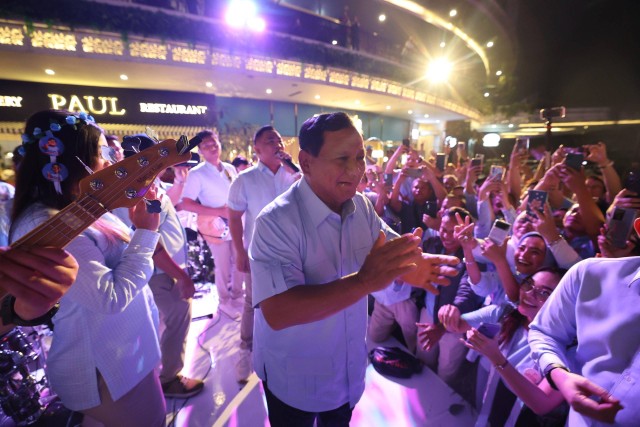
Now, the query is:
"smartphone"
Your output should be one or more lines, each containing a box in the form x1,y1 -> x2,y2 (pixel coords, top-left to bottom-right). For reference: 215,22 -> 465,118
384,173 -> 394,186
539,106 -> 566,121
489,165 -> 505,181
175,152 -> 200,168
488,219 -> 511,245
436,153 -> 447,172
470,158 -> 482,168
606,207 -> 639,248
424,200 -> 438,218
477,322 -> 501,339
624,172 -> 640,197
402,138 -> 411,147
565,152 -> 584,171
515,137 -> 529,155
527,190 -> 548,216
405,168 -> 423,178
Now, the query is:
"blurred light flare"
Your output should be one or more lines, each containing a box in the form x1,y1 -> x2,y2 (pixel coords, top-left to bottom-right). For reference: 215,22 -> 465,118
426,58 -> 453,83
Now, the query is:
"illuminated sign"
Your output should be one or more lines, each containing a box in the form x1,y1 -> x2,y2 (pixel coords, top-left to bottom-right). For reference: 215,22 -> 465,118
0,80 -> 216,126
48,94 -> 125,116
0,96 -> 22,107
139,103 -> 207,115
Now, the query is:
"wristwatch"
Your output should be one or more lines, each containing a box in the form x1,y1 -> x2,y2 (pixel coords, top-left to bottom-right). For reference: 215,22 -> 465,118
0,295 -> 60,327
543,363 -> 570,390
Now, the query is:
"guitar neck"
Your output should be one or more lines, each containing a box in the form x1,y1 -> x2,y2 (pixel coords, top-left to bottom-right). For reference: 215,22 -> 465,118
11,195 -> 108,249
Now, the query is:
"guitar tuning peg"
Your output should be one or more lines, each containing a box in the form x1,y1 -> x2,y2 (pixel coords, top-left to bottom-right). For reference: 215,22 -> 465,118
144,198 -> 162,214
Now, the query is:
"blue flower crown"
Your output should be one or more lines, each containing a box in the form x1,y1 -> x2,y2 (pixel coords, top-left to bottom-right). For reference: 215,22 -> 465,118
20,112 -> 96,194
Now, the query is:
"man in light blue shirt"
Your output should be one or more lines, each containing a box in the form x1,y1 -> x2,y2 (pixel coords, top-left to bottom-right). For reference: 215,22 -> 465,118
249,112 -> 460,426
528,217 -> 640,426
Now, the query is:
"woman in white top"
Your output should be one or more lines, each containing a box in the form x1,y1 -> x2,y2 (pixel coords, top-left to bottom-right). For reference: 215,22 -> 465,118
10,110 -> 165,426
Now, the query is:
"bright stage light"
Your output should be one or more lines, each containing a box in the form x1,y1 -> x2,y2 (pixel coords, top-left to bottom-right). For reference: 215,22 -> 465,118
426,58 -> 452,83
225,0 -> 264,31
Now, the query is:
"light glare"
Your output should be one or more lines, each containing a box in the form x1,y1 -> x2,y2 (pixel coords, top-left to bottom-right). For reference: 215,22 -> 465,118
426,58 -> 453,83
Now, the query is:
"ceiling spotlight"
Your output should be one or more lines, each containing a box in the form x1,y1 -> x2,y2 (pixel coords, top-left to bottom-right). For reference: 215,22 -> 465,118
439,41 -> 446,48
120,74 -> 128,80
508,123 -> 514,128
355,100 -> 361,105
482,133 -> 500,147
378,14 -> 386,22
496,70 -> 503,76
385,106 -> 391,110
486,41 -> 494,48
426,58 -> 453,83
266,88 -> 272,94
205,81 -> 213,88
408,110 -> 413,114
331,40 -> 338,45
484,92 -> 490,97
449,9 -> 457,17
424,114 -> 429,118
45,69 -> 55,75
314,94 -> 320,100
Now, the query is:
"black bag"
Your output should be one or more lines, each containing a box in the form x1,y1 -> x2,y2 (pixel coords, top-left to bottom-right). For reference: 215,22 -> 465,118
368,346 -> 423,378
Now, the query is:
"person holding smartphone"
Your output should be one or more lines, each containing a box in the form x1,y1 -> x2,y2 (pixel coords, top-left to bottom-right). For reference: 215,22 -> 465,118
449,268 -> 568,427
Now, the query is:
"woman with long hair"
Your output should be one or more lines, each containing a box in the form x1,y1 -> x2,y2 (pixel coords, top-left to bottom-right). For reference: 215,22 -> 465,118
433,268 -> 569,426
10,110 -> 165,426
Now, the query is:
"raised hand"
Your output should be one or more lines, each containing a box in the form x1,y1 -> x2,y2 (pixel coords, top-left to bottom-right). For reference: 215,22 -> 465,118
356,231 -> 422,292
453,212 -> 477,251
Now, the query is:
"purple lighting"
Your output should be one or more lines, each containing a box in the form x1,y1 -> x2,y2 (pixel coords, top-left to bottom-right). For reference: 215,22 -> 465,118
225,0 -> 265,32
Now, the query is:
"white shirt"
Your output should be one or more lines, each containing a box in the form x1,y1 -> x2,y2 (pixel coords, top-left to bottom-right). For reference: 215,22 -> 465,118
11,204 -> 161,411
227,161 -> 297,249
181,161 -> 237,208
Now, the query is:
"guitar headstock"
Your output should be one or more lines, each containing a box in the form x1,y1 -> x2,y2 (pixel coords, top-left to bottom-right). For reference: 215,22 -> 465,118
78,137 -> 192,211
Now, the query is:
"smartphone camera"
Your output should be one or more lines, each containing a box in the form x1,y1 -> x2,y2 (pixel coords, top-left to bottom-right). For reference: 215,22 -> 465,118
488,219 -> 511,245
424,200 -> 438,218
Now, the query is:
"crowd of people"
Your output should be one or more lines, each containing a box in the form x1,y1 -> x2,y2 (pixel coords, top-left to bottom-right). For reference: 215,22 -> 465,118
0,108 -> 638,426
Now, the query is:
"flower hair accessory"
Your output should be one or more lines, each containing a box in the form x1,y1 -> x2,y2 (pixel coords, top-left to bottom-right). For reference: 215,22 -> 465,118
21,113 -> 96,194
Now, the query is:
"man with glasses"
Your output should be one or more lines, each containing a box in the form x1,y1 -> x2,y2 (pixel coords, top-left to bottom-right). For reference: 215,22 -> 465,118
181,129 -> 242,318
529,218 -> 640,425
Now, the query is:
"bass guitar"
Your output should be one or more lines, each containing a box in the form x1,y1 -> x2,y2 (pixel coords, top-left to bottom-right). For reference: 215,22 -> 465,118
11,134 -> 201,251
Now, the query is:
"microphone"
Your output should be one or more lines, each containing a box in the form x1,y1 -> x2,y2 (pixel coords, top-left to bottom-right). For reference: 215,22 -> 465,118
277,152 -> 300,173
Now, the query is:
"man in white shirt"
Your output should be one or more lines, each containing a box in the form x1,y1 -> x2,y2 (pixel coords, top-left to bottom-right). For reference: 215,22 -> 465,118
181,130 -> 242,317
227,126 -> 300,382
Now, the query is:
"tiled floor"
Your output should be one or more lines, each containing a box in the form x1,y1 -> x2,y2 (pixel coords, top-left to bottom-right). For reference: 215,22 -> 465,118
166,284 -> 478,427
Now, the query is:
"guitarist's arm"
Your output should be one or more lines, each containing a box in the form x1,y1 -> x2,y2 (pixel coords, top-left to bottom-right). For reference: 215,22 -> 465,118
180,197 -> 229,219
0,247 -> 79,334
228,208 -> 249,273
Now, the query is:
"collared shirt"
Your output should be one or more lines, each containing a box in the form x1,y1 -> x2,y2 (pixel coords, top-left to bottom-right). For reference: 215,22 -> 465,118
250,178 -> 396,412
227,161 -> 298,249
11,204 -> 160,411
529,257 -> 640,426
181,161 -> 237,208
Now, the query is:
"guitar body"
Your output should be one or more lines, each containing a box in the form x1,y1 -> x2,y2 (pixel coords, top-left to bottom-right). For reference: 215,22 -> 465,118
197,214 -> 230,244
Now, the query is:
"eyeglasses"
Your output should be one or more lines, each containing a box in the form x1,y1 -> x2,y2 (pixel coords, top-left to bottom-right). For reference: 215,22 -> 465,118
520,277 -> 553,302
